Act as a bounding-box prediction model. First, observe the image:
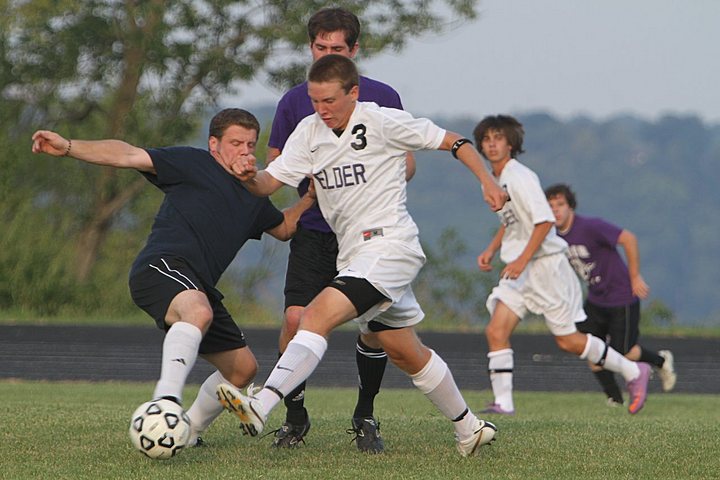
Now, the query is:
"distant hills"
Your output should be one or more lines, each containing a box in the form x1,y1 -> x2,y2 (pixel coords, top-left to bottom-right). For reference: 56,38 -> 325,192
234,106 -> 720,324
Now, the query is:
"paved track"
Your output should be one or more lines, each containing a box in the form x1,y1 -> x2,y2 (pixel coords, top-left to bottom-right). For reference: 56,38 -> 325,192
1,325 -> 717,394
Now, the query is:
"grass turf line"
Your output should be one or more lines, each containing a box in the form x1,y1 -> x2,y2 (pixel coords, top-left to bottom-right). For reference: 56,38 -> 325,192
1,381 -> 717,479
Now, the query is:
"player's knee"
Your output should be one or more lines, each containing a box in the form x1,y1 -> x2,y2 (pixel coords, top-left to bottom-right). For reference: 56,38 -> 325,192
360,332 -> 383,350
226,355 -> 258,387
284,306 -> 303,334
485,324 -> 506,347
180,303 -> 213,331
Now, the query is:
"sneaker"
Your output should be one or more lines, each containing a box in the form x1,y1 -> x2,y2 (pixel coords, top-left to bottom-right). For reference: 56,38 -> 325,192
658,350 -> 677,392
270,417 -> 311,449
216,383 -> 266,436
346,416 -> 384,453
480,403 -> 515,415
626,362 -> 651,414
456,418 -> 497,457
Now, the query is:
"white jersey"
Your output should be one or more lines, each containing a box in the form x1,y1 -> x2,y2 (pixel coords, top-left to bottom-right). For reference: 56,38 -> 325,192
266,101 -> 446,270
495,159 -> 567,263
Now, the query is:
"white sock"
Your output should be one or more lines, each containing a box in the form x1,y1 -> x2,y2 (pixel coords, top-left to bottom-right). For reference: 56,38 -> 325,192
580,334 -> 640,381
186,371 -> 228,441
256,330 -> 327,413
487,348 -> 514,411
153,322 -> 202,403
410,350 -> 474,437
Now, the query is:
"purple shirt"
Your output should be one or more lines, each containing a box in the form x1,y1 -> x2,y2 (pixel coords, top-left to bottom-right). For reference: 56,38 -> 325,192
557,214 -> 634,307
268,76 -> 403,232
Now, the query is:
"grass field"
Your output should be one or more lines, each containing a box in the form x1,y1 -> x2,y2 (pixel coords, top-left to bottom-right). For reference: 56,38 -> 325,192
1,381 -> 718,479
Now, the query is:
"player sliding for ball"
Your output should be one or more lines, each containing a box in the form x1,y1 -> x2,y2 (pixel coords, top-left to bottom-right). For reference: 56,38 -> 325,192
215,54 -> 506,457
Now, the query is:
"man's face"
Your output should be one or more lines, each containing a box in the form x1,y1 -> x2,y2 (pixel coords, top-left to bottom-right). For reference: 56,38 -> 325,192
480,129 -> 513,164
310,30 -> 358,61
208,125 -> 257,172
548,195 -> 574,231
308,80 -> 358,130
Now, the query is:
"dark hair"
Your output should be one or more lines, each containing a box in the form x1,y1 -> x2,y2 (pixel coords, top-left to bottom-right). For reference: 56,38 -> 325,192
308,7 -> 360,48
308,54 -> 359,93
208,108 -> 260,139
545,183 -> 577,209
472,115 -> 525,159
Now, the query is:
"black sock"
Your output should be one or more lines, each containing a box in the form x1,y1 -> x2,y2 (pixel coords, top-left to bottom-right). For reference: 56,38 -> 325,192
593,370 -> 623,403
352,336 -> 388,419
638,347 -> 664,368
279,351 -> 308,424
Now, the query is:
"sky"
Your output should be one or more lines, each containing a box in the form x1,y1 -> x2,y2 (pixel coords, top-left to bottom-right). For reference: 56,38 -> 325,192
223,0 -> 720,124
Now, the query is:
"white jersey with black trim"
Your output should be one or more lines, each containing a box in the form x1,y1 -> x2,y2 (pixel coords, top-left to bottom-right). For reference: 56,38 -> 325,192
266,101 -> 446,269
496,159 -> 568,263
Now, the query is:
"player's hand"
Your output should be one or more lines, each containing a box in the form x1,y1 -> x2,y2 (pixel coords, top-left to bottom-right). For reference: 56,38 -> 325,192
306,176 -> 317,199
500,258 -> 527,280
477,251 -> 495,271
631,274 -> 650,299
230,155 -> 258,181
31,130 -> 70,157
483,181 -> 508,212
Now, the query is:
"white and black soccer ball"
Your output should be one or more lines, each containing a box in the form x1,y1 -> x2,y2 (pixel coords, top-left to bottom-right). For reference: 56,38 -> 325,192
129,399 -> 191,459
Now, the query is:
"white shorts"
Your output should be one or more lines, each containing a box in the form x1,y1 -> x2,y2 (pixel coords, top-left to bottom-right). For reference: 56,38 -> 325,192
486,253 -> 586,336
338,240 -> 426,334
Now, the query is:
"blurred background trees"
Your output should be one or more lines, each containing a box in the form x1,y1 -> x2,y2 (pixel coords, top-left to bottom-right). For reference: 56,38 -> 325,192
1,0 -> 478,318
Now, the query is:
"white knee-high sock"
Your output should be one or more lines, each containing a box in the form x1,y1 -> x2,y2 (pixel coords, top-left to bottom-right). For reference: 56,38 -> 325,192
153,322 -> 202,403
410,350 -> 476,439
487,348 -> 514,411
186,371 -> 229,439
580,334 -> 640,381
256,330 -> 327,413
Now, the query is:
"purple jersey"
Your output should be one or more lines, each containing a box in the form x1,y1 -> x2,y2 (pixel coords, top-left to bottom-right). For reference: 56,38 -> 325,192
557,214 -> 634,307
268,75 -> 403,232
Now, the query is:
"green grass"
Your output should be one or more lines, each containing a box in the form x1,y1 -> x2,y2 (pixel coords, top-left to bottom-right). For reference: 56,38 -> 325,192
1,381 -> 718,479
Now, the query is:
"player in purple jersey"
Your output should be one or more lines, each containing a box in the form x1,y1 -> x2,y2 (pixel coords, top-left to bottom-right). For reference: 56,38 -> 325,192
265,7 -> 415,453
31,109 -> 315,447
546,184 -> 676,405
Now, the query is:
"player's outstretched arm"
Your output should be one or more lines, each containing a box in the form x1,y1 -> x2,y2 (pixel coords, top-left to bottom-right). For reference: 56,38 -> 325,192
439,131 -> 506,211
31,130 -> 154,172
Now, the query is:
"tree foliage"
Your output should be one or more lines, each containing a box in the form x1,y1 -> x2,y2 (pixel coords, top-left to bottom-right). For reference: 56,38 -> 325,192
1,0 -> 478,315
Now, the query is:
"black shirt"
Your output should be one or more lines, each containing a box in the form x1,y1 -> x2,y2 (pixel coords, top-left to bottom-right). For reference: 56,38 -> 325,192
130,146 -> 283,296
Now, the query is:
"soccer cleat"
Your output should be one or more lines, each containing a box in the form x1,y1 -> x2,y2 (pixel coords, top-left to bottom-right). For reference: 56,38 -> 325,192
626,362 -> 651,414
480,403 -> 515,415
216,383 -> 266,436
456,418 -> 497,457
606,397 -> 624,408
270,416 -> 312,449
346,416 -> 384,453
657,350 -> 677,392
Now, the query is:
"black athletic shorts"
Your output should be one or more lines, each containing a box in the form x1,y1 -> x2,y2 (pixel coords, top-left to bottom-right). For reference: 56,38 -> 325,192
129,256 -> 247,354
284,225 -> 339,309
576,299 -> 640,355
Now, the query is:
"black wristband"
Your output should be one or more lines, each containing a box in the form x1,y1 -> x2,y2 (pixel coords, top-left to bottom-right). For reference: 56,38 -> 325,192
451,138 -> 473,159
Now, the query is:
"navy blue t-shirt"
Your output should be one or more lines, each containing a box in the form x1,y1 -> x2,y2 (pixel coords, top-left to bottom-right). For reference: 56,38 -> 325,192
130,146 -> 284,295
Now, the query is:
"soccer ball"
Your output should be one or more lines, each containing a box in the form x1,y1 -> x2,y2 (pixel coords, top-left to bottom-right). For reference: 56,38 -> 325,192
129,399 -> 191,459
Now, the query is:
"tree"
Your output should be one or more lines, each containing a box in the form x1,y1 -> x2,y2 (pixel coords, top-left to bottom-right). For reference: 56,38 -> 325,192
1,1 -> 478,313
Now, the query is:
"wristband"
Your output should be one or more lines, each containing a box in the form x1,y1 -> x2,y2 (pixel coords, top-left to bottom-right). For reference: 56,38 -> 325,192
451,138 -> 472,159
63,139 -> 72,157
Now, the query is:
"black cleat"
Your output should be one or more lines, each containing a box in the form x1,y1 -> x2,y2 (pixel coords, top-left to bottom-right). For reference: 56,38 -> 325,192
270,417 -> 311,449
347,416 -> 384,454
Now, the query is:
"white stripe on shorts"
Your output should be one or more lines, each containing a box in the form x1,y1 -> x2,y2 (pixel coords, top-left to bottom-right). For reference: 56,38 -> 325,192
148,258 -> 199,290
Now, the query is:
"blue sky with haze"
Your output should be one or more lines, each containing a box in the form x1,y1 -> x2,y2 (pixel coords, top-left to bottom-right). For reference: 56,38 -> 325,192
225,0 -> 719,123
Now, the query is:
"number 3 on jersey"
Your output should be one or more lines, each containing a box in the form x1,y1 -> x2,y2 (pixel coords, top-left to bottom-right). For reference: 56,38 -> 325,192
351,124 -> 367,151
